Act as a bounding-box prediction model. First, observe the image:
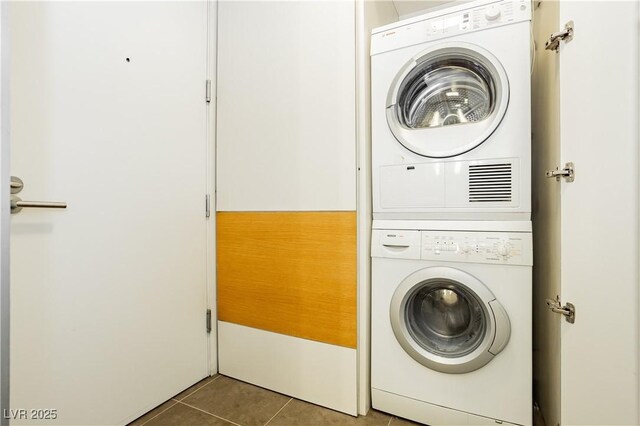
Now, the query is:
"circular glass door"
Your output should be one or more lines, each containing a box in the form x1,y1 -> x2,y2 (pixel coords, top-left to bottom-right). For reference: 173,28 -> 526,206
406,281 -> 486,358
386,43 -> 509,158
390,267 -> 510,374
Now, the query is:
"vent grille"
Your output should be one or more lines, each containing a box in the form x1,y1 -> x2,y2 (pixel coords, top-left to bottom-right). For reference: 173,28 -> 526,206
469,163 -> 512,203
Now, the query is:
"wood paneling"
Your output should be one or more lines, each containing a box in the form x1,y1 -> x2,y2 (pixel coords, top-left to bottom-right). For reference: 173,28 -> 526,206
217,212 -> 357,348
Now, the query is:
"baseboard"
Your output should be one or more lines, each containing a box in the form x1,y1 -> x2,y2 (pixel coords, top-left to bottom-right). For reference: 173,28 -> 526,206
218,321 -> 357,415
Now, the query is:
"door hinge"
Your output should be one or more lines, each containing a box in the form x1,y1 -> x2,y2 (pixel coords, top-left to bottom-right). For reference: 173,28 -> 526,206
205,194 -> 211,218
545,20 -> 574,52
205,79 -> 212,103
545,162 -> 575,182
206,309 -> 212,333
546,295 -> 575,324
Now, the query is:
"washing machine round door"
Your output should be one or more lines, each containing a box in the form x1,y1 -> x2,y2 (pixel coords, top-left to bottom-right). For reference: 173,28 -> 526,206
389,266 -> 510,374
386,43 -> 509,158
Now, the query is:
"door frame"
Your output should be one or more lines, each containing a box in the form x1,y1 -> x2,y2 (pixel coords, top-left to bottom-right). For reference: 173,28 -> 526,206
0,2 -> 10,424
206,0 -> 218,377
355,0 -> 371,415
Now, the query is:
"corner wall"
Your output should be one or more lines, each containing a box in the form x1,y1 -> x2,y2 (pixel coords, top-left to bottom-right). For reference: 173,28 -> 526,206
356,0 -> 398,414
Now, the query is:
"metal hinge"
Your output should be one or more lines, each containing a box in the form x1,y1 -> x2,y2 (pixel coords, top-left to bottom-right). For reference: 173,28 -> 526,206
546,296 -> 575,324
545,20 -> 574,52
206,309 -> 212,333
205,79 -> 211,103
205,194 -> 211,218
546,162 -> 575,182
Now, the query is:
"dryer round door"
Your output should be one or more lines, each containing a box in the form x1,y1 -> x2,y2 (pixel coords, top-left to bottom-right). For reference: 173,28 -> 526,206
389,266 -> 510,374
386,42 -> 509,158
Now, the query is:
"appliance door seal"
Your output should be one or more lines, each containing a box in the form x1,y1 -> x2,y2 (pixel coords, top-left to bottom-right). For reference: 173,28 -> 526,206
389,266 -> 510,373
386,42 -> 510,158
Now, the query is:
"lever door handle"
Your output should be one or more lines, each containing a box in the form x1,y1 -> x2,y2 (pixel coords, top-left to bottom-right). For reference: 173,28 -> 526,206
11,196 -> 67,214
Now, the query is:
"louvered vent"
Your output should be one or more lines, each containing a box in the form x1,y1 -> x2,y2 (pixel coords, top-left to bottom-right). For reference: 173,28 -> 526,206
469,163 -> 512,203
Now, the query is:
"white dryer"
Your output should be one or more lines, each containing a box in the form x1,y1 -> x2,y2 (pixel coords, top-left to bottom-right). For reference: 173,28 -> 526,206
371,0 -> 531,220
371,220 -> 532,425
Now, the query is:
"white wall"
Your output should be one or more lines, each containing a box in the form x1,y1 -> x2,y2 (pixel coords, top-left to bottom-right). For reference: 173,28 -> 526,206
216,1 -> 356,212
393,0 -> 471,20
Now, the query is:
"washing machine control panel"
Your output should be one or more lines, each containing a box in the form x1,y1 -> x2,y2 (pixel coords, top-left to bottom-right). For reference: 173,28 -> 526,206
421,231 -> 532,266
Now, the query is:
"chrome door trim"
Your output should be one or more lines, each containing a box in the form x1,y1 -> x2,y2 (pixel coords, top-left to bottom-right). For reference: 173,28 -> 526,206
389,266 -> 511,374
385,42 -> 510,159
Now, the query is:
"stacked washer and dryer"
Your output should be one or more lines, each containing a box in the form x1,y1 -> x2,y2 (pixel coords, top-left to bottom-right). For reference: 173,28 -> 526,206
370,1 -> 533,425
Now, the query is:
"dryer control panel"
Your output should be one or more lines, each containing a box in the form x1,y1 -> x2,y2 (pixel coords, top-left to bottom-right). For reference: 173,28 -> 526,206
371,0 -> 531,56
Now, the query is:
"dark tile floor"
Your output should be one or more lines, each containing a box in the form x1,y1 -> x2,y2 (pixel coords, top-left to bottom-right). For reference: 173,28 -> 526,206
129,375 -> 419,426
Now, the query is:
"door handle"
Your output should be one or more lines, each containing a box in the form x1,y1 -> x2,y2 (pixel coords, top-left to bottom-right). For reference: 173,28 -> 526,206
11,196 -> 67,214
9,176 -> 66,214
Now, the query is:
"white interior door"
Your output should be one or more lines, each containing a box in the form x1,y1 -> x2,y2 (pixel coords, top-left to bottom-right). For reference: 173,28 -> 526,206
9,2 -> 210,424
533,1 -> 640,425
531,2 -> 560,424
557,1 -> 639,424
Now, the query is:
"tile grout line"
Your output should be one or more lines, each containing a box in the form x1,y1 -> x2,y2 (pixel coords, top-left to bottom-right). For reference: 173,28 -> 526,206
263,398 -> 293,426
176,400 -> 243,426
386,416 -> 393,426
137,400 -> 179,426
178,374 -> 222,401
137,375 -> 221,426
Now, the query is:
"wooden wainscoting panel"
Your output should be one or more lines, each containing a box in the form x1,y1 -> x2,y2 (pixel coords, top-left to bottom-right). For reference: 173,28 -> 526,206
217,211 -> 357,348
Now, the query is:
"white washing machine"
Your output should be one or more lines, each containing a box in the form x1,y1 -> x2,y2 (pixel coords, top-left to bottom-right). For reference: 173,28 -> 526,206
371,0 -> 531,221
371,220 -> 532,425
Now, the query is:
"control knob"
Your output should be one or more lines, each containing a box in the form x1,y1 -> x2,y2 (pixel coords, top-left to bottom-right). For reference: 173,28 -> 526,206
485,6 -> 501,21
496,243 -> 510,257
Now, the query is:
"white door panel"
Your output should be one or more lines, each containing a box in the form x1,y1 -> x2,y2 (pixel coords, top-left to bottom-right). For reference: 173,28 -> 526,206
380,163 -> 445,208
531,2 -> 561,425
558,1 -> 639,424
10,2 -> 209,424
533,1 -> 640,425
